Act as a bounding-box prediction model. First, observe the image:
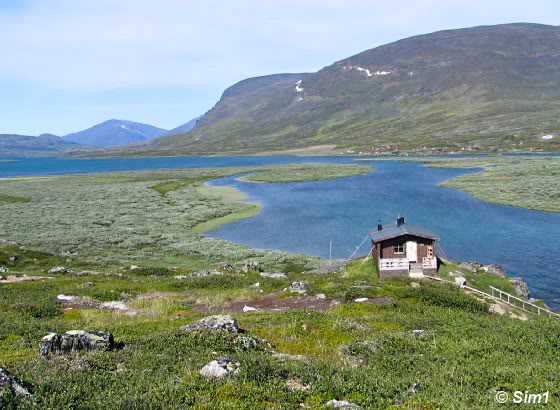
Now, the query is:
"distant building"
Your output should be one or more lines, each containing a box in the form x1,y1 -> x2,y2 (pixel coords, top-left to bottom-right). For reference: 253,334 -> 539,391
369,216 -> 438,278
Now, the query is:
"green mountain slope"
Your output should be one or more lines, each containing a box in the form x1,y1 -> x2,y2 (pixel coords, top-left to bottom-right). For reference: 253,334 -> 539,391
0,134 -> 88,157
140,23 -> 560,155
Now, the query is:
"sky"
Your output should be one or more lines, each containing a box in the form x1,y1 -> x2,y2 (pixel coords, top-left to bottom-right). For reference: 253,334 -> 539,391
0,0 -> 558,136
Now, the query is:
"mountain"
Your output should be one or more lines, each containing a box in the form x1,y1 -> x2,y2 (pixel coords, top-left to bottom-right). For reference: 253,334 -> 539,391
141,23 -> 560,155
164,116 -> 202,136
0,134 -> 87,156
63,119 -> 169,147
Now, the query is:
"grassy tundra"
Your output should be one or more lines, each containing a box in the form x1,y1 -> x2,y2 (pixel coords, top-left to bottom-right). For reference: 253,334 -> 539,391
1,163 -> 559,409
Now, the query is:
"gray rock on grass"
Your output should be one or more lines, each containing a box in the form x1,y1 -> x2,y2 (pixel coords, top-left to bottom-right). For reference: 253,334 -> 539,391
289,281 -> 309,294
179,315 -> 239,333
242,261 -> 261,273
327,399 -> 361,409
260,272 -> 287,279
483,264 -> 507,277
40,330 -> 114,357
458,262 -> 481,273
0,368 -> 32,400
199,356 -> 240,379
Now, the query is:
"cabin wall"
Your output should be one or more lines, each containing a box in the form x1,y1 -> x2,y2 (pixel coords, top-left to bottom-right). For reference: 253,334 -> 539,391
376,235 -> 435,262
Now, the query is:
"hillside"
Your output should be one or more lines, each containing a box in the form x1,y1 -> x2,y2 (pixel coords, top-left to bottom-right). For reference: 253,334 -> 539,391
0,134 -> 87,156
139,23 -> 560,155
63,119 -> 169,147
164,115 -> 202,136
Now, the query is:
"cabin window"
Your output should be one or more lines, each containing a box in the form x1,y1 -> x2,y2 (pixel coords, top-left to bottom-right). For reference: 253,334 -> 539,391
393,244 -> 404,254
427,245 -> 434,257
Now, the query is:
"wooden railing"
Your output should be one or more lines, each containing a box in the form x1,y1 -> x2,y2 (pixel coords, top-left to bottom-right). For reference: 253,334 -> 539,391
422,256 -> 437,269
489,286 -> 560,319
379,258 -> 408,271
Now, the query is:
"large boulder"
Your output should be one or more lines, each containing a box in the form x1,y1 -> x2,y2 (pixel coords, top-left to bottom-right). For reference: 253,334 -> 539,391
40,330 -> 114,357
289,281 -> 309,294
510,277 -> 530,300
0,368 -> 32,401
179,315 -> 239,333
0,267 -> 9,273
454,276 -> 467,287
216,263 -> 235,273
199,357 -> 240,379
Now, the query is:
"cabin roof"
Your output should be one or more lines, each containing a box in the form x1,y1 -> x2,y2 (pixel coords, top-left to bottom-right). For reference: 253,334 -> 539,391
369,223 -> 439,243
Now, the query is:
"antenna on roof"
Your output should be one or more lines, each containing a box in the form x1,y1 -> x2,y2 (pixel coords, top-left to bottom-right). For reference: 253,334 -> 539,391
377,219 -> 383,231
397,214 -> 405,226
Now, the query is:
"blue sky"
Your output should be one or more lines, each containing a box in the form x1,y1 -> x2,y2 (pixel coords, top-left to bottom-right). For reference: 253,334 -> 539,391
1,0 -> 558,136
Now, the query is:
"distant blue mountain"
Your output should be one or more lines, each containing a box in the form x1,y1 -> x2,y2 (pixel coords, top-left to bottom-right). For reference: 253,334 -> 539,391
164,116 -> 202,136
62,119 -> 169,147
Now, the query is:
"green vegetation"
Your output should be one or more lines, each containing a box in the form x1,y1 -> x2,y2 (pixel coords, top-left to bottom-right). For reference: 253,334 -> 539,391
1,164 -> 559,408
418,156 -> 560,212
240,164 -> 373,183
0,194 -> 31,203
1,249 -> 559,409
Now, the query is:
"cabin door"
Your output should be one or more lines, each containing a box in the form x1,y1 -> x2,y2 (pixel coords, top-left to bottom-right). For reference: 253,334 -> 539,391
406,241 -> 417,262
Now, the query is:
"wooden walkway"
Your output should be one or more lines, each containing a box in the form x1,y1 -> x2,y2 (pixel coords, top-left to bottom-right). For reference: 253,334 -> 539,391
424,275 -> 560,319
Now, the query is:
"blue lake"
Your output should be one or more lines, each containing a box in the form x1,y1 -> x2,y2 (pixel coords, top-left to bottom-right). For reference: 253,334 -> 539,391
2,155 -> 560,309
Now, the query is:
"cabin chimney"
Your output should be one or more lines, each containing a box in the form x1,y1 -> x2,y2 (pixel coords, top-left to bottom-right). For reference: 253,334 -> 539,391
397,215 -> 405,226
377,220 -> 383,231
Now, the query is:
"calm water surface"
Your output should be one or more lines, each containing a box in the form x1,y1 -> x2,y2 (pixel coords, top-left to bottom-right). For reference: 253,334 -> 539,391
2,155 -> 560,308
207,161 -> 560,309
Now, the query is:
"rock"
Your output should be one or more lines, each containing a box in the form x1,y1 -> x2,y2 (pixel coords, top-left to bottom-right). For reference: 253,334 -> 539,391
510,277 -> 530,299
57,294 -> 75,302
8,256 -> 17,262
242,261 -> 261,273
326,399 -> 361,409
411,282 -> 420,289
289,281 -> 309,294
0,368 -> 32,401
286,379 -> 310,391
484,264 -> 507,277
82,282 -> 94,287
174,275 -> 188,280
179,315 -> 239,333
100,301 -> 129,311
249,282 -> 260,288
0,275 -> 4,281
48,266 -> 72,274
40,330 -> 114,357
459,262 -> 481,273
0,267 -> 8,273
216,263 -> 235,273
407,383 -> 421,395
199,356 -> 240,379
454,276 -> 467,287
260,272 -> 287,279
354,298 -> 369,303
412,329 -> 427,338
242,305 -> 258,312
189,270 -> 223,278
315,293 -> 327,299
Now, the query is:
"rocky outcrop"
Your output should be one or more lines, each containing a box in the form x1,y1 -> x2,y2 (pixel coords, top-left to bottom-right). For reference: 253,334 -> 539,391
179,315 -> 239,333
189,270 -> 223,278
482,264 -> 507,277
260,272 -> 287,279
199,357 -> 240,379
48,266 -> 73,274
458,262 -> 481,273
289,281 -> 309,294
0,368 -> 32,402
510,277 -> 530,299
216,263 -> 235,273
40,330 -> 114,357
242,261 -> 261,273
